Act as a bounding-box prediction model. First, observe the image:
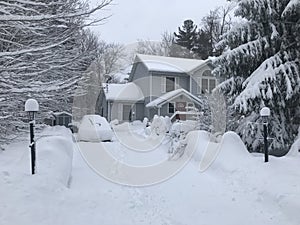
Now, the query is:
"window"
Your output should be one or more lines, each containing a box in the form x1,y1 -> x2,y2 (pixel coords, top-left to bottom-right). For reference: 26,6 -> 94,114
201,78 -> 209,93
162,76 -> 179,93
197,77 -> 217,94
168,102 -> 175,114
203,70 -> 212,77
187,102 -> 195,111
166,77 -> 175,92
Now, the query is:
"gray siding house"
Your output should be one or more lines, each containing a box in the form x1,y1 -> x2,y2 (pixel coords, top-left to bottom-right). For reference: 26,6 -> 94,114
99,54 -> 217,122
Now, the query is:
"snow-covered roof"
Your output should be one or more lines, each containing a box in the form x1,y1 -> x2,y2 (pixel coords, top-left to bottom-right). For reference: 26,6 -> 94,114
53,111 -> 72,117
103,82 -> 144,102
135,54 -> 209,73
146,88 -> 203,108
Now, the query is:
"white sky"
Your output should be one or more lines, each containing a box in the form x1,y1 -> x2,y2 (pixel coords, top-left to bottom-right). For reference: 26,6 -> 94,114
90,0 -> 228,44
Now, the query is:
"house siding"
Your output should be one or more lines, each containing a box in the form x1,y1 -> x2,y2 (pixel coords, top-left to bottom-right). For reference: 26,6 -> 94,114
190,64 -> 214,96
135,103 -> 145,121
151,72 -> 190,100
129,62 -> 151,100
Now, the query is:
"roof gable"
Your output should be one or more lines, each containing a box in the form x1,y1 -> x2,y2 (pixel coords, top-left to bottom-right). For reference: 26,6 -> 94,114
146,88 -> 203,108
134,54 -> 209,74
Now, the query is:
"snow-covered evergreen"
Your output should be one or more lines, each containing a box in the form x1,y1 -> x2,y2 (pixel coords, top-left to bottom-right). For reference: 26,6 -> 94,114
213,0 -> 300,153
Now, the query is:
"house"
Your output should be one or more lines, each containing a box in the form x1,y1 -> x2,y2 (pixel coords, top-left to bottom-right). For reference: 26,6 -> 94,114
98,54 -> 217,122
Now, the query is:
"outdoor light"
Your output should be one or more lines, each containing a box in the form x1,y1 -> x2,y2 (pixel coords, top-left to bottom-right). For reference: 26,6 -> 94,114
260,106 -> 270,123
260,106 -> 270,162
25,99 -> 39,174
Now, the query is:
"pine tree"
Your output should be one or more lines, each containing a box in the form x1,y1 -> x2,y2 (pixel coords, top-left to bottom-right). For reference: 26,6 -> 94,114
174,19 -> 198,51
193,29 -> 212,59
213,0 -> 300,154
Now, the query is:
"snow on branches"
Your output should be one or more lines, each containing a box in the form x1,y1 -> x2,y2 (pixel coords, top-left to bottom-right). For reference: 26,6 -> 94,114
213,0 -> 300,153
0,0 -> 112,146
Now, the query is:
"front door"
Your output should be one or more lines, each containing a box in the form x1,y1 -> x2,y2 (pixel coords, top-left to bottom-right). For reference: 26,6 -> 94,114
176,102 -> 186,120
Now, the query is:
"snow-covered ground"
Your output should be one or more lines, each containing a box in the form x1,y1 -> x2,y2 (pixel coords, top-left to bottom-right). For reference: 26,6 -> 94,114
0,124 -> 299,225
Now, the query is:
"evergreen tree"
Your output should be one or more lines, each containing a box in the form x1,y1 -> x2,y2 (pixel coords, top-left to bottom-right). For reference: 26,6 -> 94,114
213,0 -> 300,154
193,29 -> 212,59
174,19 -> 198,51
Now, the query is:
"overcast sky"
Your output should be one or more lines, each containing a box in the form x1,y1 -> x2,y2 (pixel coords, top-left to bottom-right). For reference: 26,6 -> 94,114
90,0 -> 228,44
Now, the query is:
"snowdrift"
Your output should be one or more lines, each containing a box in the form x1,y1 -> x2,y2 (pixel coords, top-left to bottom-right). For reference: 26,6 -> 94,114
36,126 -> 74,186
186,130 -> 252,173
286,126 -> 300,157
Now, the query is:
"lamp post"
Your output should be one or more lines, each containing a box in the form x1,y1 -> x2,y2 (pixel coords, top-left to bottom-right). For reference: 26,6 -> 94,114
260,107 -> 270,162
25,99 -> 39,174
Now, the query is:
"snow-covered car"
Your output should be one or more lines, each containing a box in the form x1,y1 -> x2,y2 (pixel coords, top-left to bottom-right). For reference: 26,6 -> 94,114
77,115 -> 113,142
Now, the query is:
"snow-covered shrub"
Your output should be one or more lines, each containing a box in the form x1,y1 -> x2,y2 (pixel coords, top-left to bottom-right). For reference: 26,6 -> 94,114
110,119 -> 119,126
164,116 -> 172,132
151,115 -> 168,136
143,117 -> 149,128
131,120 -> 143,126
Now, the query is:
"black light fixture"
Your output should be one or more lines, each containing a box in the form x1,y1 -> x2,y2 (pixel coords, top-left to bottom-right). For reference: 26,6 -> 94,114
25,99 -> 39,174
260,107 -> 270,162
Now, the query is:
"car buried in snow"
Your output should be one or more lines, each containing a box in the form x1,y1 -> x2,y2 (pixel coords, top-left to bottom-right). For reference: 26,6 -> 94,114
77,115 -> 113,142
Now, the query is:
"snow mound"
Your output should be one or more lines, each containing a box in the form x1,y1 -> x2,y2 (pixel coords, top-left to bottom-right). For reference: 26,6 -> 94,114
212,131 -> 251,171
187,131 -> 251,173
37,126 -> 74,186
286,126 -> 300,157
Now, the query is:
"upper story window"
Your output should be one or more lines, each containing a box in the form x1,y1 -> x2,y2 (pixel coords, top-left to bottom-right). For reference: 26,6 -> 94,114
197,78 -> 216,94
195,69 -> 216,94
162,76 -> 179,93
202,70 -> 212,77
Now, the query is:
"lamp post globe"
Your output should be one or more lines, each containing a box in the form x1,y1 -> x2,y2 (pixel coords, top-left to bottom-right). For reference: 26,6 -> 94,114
25,99 -> 39,121
260,107 -> 270,123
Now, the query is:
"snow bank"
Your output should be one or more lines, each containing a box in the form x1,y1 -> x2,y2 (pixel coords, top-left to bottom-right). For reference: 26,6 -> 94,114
186,130 -> 251,173
36,126 -> 74,186
286,126 -> 300,157
211,131 -> 251,172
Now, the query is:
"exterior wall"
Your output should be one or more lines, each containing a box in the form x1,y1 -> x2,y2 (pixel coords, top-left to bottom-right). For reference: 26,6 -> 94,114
159,95 -> 199,117
130,62 -> 151,100
98,94 -> 108,118
135,103 -> 145,121
108,101 -> 144,122
190,64 -> 215,96
110,102 -> 122,121
178,75 -> 190,91
150,72 -> 190,103
149,108 -> 158,121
